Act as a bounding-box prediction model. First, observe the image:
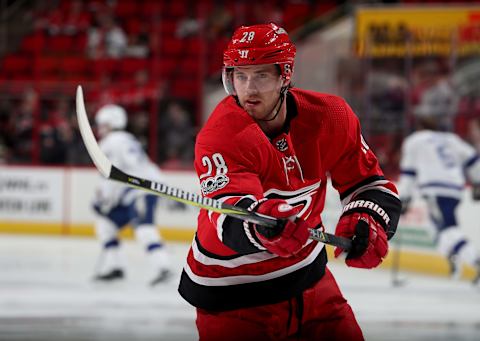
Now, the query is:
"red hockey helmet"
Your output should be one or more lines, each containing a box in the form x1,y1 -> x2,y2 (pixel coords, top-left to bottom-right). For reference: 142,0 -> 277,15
222,23 -> 296,95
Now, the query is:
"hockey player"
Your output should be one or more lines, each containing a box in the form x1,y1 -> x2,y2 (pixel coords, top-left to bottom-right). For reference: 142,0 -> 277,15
92,104 -> 171,286
178,23 -> 401,340
398,105 -> 480,283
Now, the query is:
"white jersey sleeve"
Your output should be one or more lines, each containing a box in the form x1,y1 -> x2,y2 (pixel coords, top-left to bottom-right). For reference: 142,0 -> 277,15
94,131 -> 164,207
450,134 -> 480,184
397,134 -> 418,200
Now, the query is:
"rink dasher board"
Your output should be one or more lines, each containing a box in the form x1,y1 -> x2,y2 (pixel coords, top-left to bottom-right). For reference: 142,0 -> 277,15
0,165 -> 478,279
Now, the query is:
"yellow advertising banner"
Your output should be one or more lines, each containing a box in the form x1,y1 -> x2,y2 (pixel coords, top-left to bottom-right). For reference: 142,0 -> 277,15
356,6 -> 480,57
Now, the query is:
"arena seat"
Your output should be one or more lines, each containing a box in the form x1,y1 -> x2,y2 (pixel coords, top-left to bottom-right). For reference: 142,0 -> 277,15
0,54 -> 32,79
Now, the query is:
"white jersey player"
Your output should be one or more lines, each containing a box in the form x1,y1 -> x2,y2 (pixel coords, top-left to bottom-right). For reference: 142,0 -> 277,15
398,114 -> 480,283
92,104 -> 170,286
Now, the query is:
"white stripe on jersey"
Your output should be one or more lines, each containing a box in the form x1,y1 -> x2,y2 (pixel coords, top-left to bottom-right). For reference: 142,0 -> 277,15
216,214 -> 227,241
192,238 -> 274,267
361,134 -> 370,154
264,181 -> 320,217
264,181 -> 321,198
192,235 -> 316,268
186,242 -> 325,286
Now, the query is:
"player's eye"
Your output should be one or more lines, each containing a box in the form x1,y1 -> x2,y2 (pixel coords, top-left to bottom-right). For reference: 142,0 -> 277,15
234,74 -> 247,81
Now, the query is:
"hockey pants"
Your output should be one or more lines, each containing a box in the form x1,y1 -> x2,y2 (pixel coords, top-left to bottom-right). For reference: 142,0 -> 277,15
196,267 -> 364,341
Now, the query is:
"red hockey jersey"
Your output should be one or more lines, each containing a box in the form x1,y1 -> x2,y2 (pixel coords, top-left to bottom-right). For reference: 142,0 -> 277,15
178,88 -> 399,311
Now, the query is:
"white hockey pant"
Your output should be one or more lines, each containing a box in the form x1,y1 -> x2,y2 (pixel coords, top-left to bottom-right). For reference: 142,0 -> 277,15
135,225 -> 170,272
94,215 -> 124,275
437,226 -> 478,266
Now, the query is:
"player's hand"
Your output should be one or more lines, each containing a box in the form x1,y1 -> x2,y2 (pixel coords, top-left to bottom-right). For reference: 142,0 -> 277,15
400,197 -> 411,215
334,212 -> 388,269
92,198 -> 114,215
253,199 -> 309,257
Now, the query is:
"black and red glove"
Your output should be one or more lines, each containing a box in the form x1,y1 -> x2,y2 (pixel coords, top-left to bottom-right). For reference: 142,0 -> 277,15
253,199 -> 310,258
334,212 -> 388,269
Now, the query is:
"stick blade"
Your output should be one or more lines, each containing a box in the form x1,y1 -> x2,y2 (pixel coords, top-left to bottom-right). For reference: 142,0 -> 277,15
75,85 -> 112,177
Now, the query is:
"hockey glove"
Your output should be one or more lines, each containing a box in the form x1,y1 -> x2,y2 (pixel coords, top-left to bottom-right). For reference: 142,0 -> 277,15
253,199 -> 309,258
334,212 -> 388,269
472,184 -> 480,201
400,197 -> 411,215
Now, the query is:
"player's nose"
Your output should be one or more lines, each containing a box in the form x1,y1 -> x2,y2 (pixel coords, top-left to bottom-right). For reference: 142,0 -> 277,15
245,79 -> 258,94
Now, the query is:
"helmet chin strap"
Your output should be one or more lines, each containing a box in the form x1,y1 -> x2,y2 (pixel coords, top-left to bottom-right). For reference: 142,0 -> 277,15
257,84 -> 288,122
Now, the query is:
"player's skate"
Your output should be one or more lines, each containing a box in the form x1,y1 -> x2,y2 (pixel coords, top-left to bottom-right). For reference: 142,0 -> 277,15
448,254 -> 462,280
150,268 -> 172,286
93,246 -> 125,282
95,268 -> 125,281
146,242 -> 171,286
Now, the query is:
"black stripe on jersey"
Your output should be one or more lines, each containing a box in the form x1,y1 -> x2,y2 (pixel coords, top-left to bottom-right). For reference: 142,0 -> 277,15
343,189 -> 401,240
195,234 -> 261,260
339,175 -> 386,200
401,169 -> 416,176
465,154 -> 480,169
178,247 -> 327,311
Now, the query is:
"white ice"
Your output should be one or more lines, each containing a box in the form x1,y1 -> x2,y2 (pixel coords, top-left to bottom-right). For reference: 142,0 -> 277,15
0,235 -> 479,341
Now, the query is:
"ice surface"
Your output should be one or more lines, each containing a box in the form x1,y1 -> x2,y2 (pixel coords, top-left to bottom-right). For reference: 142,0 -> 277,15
0,235 -> 478,341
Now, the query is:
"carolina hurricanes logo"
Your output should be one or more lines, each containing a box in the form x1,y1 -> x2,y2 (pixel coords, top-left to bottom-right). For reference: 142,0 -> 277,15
264,181 -> 321,220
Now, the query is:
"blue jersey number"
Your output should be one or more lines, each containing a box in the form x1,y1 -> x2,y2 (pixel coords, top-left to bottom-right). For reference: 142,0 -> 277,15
436,143 -> 456,168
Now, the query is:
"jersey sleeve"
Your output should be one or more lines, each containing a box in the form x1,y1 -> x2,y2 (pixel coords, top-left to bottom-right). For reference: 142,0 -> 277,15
327,100 -> 401,239
399,136 -> 417,174
327,101 -> 383,192
397,136 -> 418,201
452,134 -> 480,184
194,125 -> 267,254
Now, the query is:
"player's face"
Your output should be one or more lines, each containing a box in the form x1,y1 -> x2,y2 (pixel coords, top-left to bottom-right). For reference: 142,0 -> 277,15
232,64 -> 284,120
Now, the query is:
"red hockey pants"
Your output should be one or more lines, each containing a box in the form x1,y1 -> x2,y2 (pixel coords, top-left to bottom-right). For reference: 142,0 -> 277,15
196,267 -> 364,341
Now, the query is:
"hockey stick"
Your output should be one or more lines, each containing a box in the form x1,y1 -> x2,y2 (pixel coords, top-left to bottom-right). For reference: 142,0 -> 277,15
391,232 -> 406,287
75,85 -> 351,251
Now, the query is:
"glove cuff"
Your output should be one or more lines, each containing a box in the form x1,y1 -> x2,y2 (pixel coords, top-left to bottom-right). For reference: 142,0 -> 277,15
240,199 -> 269,251
341,199 -> 390,232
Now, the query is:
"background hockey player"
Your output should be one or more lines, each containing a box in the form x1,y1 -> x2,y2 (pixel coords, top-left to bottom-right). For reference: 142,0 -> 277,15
397,101 -> 480,284
178,23 -> 401,340
92,104 -> 171,286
